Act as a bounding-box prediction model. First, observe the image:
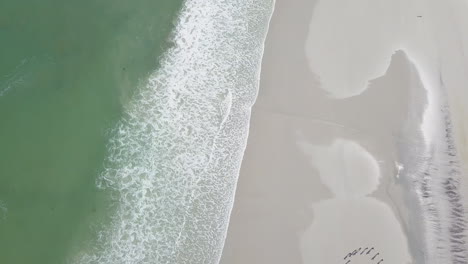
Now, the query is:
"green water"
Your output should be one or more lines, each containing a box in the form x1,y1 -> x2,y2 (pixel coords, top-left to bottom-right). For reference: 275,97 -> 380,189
0,1 -> 183,263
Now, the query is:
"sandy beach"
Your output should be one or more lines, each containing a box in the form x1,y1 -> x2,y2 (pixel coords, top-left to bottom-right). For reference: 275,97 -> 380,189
220,0 -> 468,263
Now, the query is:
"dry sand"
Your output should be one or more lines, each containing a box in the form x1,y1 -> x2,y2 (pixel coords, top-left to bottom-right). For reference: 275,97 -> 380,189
220,0 -> 468,263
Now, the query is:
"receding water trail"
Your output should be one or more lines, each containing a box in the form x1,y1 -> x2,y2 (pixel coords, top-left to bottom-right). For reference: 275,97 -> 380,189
73,0 -> 274,263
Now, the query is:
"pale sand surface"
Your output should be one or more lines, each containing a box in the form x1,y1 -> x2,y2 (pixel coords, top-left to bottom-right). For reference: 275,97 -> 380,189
220,0 -> 468,263
220,0 -> 420,263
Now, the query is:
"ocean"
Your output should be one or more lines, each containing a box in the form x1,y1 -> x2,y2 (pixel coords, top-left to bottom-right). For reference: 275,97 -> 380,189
0,0 -> 274,263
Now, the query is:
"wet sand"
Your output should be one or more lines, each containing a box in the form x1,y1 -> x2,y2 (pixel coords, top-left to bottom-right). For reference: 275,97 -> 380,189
220,0 -> 418,263
221,0 -> 468,263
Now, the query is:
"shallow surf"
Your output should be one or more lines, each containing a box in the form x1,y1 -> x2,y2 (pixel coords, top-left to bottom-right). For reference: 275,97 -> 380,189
74,1 -> 275,263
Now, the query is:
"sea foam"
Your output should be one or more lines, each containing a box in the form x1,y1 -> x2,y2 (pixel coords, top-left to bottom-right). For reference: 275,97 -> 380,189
73,0 -> 274,263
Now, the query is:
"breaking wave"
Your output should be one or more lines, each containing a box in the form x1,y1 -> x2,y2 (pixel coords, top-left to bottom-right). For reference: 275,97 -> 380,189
73,0 -> 274,263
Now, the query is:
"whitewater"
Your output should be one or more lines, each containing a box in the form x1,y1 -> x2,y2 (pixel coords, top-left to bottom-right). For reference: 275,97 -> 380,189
73,0 -> 275,263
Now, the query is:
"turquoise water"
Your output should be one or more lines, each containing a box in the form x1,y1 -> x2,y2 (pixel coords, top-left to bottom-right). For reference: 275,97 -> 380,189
0,0 -> 275,263
0,1 -> 183,263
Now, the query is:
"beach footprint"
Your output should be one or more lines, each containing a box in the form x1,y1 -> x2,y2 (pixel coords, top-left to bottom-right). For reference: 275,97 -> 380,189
296,137 -> 412,263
